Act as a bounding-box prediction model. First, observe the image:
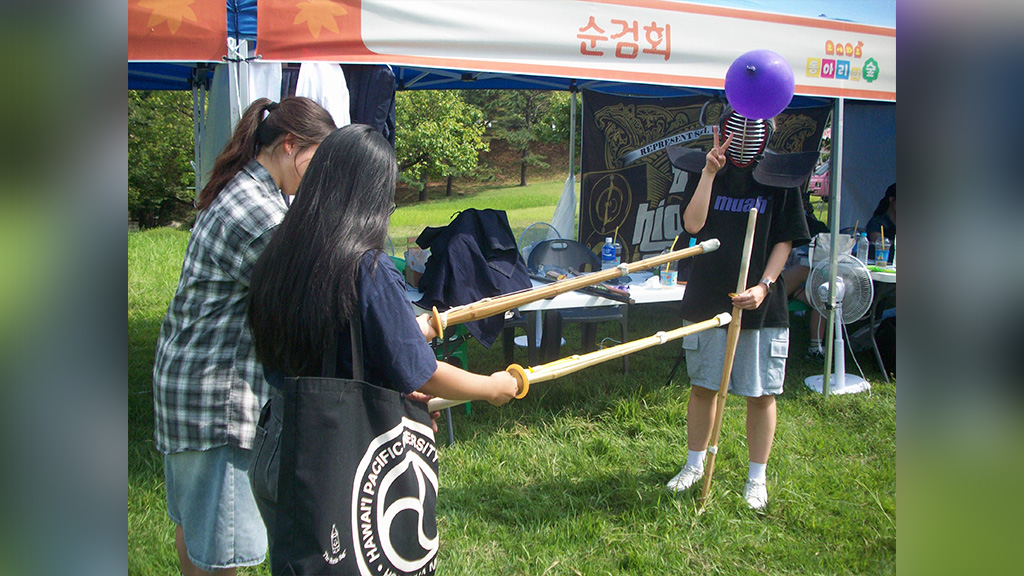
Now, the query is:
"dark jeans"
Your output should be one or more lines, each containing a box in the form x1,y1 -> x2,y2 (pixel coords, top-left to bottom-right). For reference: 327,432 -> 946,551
247,387 -> 284,549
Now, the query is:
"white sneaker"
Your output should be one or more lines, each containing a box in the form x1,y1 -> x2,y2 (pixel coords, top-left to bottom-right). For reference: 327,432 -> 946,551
743,479 -> 768,510
666,466 -> 704,492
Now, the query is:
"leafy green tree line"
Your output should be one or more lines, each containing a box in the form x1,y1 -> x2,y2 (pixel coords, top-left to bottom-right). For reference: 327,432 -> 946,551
129,88 -> 579,228
394,90 -> 488,201
129,90 -> 195,228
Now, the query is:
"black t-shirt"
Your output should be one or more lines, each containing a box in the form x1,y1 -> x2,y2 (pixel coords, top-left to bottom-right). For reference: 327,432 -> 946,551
807,212 -> 829,236
679,167 -> 810,329
265,251 -> 438,394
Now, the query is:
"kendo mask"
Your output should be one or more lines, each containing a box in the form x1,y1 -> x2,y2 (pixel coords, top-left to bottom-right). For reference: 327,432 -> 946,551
720,107 -> 773,168
665,101 -> 818,189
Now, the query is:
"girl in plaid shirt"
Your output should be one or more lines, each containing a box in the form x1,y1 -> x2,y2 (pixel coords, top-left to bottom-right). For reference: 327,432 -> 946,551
153,96 -> 335,575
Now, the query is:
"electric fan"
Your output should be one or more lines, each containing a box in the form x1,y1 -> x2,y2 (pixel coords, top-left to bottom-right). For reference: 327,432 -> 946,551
518,222 -> 562,265
804,253 -> 874,395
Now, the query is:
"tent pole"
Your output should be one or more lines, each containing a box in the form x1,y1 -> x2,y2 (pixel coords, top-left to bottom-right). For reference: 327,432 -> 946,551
191,80 -> 206,197
199,82 -> 208,187
822,98 -> 845,397
568,87 -> 577,176
192,83 -> 200,196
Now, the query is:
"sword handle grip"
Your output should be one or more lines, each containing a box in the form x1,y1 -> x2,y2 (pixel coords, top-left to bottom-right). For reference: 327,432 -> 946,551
506,364 -> 530,399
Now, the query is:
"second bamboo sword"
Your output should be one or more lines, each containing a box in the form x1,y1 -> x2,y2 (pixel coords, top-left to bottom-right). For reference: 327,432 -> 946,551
427,312 -> 731,411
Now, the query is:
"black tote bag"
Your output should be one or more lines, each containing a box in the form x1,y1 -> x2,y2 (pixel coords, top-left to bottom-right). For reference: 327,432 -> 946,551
268,314 -> 439,576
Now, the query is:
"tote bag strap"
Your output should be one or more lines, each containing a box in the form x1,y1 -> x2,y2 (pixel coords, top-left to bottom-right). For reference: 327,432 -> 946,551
321,308 -> 365,381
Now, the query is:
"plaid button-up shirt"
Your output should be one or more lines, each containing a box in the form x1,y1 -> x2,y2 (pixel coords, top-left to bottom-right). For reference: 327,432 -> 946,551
153,161 -> 287,454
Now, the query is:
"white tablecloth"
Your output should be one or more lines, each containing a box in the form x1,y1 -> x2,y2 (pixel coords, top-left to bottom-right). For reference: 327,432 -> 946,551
405,270 -> 685,312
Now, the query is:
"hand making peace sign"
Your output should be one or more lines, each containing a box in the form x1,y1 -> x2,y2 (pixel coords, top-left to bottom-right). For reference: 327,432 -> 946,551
704,126 -> 734,175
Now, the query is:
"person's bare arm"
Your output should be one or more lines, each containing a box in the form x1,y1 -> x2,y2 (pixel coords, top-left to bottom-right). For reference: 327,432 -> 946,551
417,361 -> 518,406
731,241 -> 792,310
683,127 -> 732,234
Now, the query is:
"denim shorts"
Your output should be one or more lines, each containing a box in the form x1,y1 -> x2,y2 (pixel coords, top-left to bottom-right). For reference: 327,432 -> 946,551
681,322 -> 789,397
164,445 -> 268,571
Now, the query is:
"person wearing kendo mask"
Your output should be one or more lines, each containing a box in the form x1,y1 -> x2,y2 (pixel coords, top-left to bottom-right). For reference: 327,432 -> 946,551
664,108 -> 811,510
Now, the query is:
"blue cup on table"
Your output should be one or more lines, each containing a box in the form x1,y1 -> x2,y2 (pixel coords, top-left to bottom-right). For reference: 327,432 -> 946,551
873,238 -> 891,266
659,255 -> 677,287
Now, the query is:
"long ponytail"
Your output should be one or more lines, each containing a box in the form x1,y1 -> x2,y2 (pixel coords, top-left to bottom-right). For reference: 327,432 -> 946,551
196,96 -> 336,212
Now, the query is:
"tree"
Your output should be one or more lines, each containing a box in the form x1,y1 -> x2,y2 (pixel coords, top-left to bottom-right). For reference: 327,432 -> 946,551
465,90 -> 557,186
536,91 -> 582,175
129,90 -> 195,227
395,91 -> 488,201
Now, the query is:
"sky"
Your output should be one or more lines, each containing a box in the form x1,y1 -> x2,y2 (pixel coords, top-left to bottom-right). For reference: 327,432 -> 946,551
682,0 -> 896,28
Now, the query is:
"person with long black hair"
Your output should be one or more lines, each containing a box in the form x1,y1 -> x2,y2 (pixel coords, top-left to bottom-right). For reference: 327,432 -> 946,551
248,124 -> 518,398
153,96 -> 336,576
246,124 -> 518,566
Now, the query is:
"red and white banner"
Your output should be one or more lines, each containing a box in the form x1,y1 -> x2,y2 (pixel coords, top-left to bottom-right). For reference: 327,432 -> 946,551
129,0 -> 227,61
257,0 -> 895,101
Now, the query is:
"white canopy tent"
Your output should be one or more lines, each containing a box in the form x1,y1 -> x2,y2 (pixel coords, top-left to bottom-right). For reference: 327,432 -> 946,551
130,0 -> 895,219
130,0 -> 896,390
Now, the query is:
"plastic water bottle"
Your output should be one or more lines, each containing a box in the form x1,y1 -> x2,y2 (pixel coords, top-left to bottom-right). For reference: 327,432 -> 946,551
601,237 -> 616,270
613,240 -> 622,265
856,232 -> 870,265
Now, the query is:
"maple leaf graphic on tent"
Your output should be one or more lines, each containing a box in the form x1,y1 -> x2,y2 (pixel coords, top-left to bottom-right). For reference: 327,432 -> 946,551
138,0 -> 198,35
294,0 -> 349,39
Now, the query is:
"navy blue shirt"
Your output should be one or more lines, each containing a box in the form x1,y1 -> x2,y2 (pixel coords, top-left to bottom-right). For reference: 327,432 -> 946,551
414,209 -> 531,348
266,251 -> 438,394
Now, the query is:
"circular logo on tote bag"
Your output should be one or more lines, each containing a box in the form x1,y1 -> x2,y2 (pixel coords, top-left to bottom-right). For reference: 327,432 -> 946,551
351,417 -> 439,576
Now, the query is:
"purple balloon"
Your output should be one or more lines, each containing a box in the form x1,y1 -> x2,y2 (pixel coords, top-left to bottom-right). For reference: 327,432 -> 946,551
724,50 -> 795,120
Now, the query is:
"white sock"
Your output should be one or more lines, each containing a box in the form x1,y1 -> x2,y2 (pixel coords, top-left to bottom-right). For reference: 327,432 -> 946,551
686,449 -> 706,471
748,461 -> 767,483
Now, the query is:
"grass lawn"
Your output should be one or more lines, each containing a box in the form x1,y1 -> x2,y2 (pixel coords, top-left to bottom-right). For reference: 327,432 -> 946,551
129,181 -> 894,575
389,179 -> 572,248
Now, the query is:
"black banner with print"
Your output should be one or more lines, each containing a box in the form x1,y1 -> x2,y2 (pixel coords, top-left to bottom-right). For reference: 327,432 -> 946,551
580,90 -> 830,262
